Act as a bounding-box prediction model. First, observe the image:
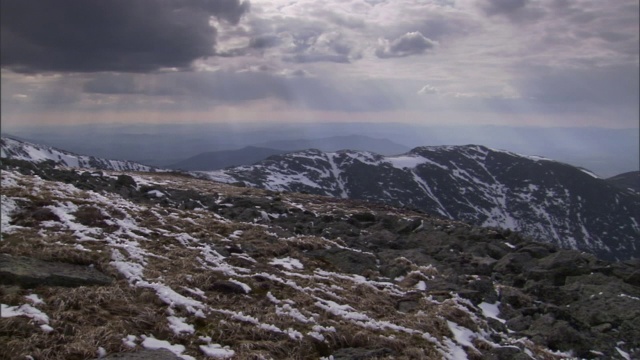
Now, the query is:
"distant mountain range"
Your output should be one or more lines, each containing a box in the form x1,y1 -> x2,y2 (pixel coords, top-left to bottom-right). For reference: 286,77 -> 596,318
202,145 -> 640,261
168,146 -> 288,171
255,135 -> 410,155
0,137 -> 155,172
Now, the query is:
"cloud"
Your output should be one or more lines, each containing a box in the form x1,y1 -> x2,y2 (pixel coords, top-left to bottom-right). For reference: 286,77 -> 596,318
480,0 -> 528,16
249,35 -> 281,49
417,84 -> 439,95
375,32 -> 437,58
0,0 -> 249,73
77,69 -> 404,113
479,0 -> 545,22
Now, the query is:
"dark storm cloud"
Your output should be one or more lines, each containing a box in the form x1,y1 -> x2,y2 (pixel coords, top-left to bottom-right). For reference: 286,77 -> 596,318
0,0 -> 249,73
80,70 -> 401,112
375,32 -> 437,58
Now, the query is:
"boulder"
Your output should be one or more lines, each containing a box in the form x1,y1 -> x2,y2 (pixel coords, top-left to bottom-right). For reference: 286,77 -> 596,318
0,254 -> 113,288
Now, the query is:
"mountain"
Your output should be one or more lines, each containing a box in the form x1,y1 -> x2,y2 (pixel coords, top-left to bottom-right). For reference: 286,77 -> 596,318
0,136 -> 156,172
202,145 -> 640,262
256,134 -> 411,155
167,146 -> 288,171
607,171 -> 640,193
2,158 -> 639,359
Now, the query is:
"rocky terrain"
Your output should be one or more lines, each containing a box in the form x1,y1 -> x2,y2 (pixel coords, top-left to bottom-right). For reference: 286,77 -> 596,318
1,158 -> 639,360
201,146 -> 640,262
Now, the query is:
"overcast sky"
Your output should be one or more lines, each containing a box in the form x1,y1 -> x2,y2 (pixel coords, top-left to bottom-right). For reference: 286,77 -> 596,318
1,0 -> 638,130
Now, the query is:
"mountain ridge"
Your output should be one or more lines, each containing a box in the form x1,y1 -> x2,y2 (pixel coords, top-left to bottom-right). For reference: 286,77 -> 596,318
202,145 -> 640,262
0,136 -> 156,172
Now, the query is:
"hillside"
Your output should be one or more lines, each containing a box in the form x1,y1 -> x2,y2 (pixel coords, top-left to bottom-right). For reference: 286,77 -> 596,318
0,137 -> 155,172
200,146 -> 640,262
1,158 -> 638,359
607,171 -> 640,193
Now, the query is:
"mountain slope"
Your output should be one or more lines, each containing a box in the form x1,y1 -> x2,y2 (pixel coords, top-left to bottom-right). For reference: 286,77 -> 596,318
607,171 -> 640,193
0,136 -> 155,172
2,158 -> 638,359
167,146 -> 288,171
203,145 -> 640,261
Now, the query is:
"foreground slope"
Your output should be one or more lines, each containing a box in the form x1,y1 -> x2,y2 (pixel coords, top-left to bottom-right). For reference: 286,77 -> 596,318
0,136 -> 155,172
1,159 -> 639,359
203,145 -> 640,261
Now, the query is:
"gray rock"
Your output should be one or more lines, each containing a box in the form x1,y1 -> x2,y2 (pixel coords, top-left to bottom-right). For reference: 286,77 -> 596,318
0,254 -> 113,288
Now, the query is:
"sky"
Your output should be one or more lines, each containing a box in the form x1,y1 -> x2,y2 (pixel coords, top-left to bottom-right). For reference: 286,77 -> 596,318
1,0 -> 639,130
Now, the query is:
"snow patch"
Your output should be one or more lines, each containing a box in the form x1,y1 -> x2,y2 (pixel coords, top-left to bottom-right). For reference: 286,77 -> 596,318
270,256 -> 304,270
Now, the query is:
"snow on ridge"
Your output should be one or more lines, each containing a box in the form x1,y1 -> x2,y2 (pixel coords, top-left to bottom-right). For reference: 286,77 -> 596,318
386,155 -> 428,169
1,136 -> 154,172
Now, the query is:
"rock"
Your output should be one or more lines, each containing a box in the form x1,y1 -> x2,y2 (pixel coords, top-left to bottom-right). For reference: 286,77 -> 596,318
98,349 -> 181,359
470,256 -> 497,275
537,250 -> 594,280
115,174 -> 137,188
624,270 -> 640,286
331,347 -> 395,360
0,254 -> 113,288
506,315 -> 532,332
305,248 -> 377,276
482,346 -> 531,360
350,212 -> 376,223
466,278 -> 498,304
494,253 -> 533,274
396,298 -> 420,313
208,280 -> 249,294
499,287 -> 533,308
516,243 -> 553,259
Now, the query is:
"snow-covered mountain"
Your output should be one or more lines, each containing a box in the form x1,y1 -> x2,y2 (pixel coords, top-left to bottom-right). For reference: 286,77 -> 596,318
202,145 -> 640,261
0,136 -> 155,172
